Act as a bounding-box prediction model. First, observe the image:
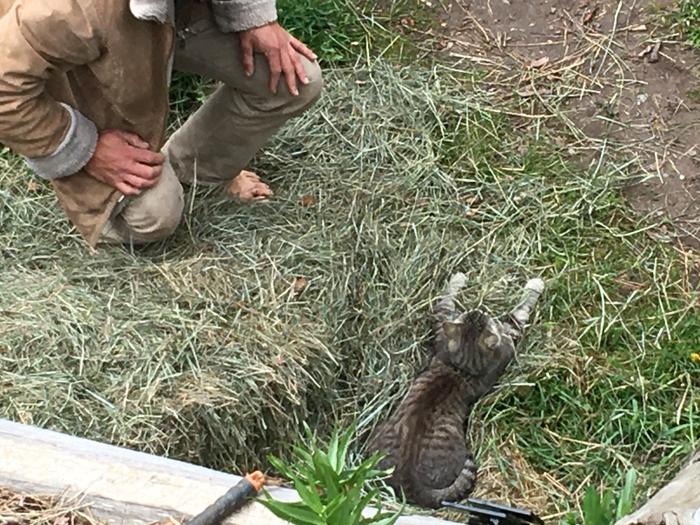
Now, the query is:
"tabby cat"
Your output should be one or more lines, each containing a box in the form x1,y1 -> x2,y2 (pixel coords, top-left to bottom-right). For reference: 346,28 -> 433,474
366,273 -> 545,508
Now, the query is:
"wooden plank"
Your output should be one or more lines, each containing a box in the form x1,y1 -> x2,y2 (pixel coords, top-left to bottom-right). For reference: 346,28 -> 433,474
615,449 -> 700,525
0,419 -> 454,525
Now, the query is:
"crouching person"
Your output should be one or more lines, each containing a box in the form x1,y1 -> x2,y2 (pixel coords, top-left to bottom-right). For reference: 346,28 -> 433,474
0,0 -> 323,247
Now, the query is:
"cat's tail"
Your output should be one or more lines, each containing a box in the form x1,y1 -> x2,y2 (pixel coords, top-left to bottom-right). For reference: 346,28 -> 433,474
421,456 -> 477,508
504,278 -> 545,339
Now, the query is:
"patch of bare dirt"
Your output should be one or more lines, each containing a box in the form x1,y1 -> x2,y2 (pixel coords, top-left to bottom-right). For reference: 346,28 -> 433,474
442,0 -> 700,249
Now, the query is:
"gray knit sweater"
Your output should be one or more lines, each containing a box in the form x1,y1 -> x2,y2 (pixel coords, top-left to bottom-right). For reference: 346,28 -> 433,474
130,0 -> 277,32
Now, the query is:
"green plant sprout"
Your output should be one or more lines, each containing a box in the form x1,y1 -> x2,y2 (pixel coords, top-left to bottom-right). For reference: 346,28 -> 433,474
260,426 -> 404,525
563,469 -> 638,525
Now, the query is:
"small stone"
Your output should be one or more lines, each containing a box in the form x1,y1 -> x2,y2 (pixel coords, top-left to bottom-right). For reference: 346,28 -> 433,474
300,195 -> 316,207
293,277 -> 309,295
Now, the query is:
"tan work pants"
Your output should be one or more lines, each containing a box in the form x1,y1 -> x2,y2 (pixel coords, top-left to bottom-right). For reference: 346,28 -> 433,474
101,5 -> 323,244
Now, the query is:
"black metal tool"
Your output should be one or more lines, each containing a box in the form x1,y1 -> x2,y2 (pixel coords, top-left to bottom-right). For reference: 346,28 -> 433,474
442,498 -> 544,525
186,472 -> 265,525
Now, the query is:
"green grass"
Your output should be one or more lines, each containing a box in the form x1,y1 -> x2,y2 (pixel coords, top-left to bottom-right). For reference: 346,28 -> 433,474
277,0 -> 433,66
678,0 -> 700,48
1,2 -> 699,523
277,0 -> 367,64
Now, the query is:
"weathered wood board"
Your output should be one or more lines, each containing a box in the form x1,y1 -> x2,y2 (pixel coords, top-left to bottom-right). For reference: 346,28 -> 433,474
0,419 -> 453,525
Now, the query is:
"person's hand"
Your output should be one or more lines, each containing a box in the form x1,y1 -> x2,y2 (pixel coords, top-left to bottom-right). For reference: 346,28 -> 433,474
84,130 -> 165,196
239,22 -> 317,96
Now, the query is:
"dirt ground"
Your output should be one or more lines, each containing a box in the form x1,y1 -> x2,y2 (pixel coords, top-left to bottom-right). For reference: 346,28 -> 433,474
440,0 -> 699,250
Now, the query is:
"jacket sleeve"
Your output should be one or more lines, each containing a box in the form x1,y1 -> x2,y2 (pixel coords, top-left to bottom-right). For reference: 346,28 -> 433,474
0,1 -> 103,180
210,0 -> 278,32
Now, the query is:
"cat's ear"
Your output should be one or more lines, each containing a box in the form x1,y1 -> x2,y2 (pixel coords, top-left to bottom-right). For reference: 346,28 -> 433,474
442,321 -> 462,352
484,333 -> 501,349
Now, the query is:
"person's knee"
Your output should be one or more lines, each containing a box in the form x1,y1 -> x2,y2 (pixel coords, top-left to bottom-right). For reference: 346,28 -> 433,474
231,56 -> 323,113
141,192 -> 184,241
297,59 -> 323,109
265,58 -> 323,111
123,167 -> 185,243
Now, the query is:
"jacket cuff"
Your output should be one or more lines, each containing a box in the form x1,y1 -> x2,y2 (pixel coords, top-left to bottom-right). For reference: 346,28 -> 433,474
129,0 -> 175,24
211,0 -> 278,32
25,104 -> 98,180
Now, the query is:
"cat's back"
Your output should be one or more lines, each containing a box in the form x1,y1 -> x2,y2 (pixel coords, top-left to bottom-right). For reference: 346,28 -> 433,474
368,359 -> 468,465
399,360 -> 469,420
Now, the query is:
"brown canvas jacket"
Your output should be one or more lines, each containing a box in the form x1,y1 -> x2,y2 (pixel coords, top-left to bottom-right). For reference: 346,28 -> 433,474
0,0 -> 276,247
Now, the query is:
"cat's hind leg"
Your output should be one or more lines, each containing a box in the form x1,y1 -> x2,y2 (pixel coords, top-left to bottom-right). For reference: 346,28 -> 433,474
502,278 -> 545,339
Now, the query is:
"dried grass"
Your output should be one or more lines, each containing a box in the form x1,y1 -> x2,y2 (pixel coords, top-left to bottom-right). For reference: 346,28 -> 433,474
1,62 -> 698,520
0,488 -> 100,525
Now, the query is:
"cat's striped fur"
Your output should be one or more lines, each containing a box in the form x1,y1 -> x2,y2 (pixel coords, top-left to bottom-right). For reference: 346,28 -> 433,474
367,274 -> 544,508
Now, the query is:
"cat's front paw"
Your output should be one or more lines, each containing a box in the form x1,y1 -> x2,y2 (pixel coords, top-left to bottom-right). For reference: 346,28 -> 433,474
449,272 -> 467,290
525,278 -> 545,295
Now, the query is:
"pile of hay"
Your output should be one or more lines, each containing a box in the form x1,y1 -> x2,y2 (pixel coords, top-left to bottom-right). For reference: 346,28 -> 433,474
1,63 -> 696,518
